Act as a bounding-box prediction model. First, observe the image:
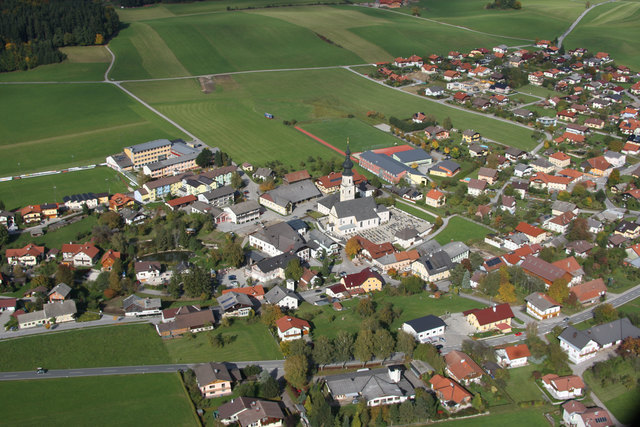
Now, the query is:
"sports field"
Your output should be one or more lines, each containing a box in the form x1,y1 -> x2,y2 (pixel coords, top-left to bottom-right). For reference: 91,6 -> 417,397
563,0 -> 640,69
0,84 -> 186,176
0,374 -> 198,427
0,167 -> 128,210
301,118 -> 401,153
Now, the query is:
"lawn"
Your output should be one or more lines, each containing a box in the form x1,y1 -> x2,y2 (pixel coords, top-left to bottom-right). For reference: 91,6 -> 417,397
0,84 -> 186,176
164,319 -> 283,363
124,68 -> 535,169
0,324 -> 171,372
563,0 -> 640,69
434,216 -> 493,245
297,292 -> 484,339
6,215 -> 99,249
503,364 -> 544,403
0,374 -> 198,427
394,200 -> 436,222
301,118 -> 401,153
441,407 -> 549,427
0,167 -> 129,210
583,366 -> 640,425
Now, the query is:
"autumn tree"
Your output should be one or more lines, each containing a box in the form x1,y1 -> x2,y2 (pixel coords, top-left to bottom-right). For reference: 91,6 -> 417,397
356,297 -> 375,318
284,354 -> 308,389
345,237 -> 361,259
567,217 -> 591,241
608,168 -> 621,186
617,337 -> 640,358
259,178 -> 276,192
593,303 -> 618,324
548,278 -> 569,304
497,267 -> 516,303
260,304 -> 283,327
354,329 -> 375,363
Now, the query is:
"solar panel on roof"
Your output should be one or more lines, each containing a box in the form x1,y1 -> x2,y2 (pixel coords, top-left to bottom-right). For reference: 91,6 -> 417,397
486,258 -> 502,267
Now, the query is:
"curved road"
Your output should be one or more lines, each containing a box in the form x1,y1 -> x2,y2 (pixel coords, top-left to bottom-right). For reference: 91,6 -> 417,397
557,0 -> 619,48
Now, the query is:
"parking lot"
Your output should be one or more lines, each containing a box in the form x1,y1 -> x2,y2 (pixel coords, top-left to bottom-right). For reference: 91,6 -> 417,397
441,312 -> 477,352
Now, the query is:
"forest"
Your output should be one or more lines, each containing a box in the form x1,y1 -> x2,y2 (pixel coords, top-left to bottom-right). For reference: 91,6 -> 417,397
117,0 -> 206,7
0,0 -> 120,72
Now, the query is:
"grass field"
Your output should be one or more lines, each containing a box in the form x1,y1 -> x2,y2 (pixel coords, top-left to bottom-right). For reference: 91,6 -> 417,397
442,406 -> 549,426
0,167 -> 128,210
0,324 -> 170,371
301,118 -> 401,153
583,364 -> 640,424
434,216 -> 493,245
297,292 -> 484,339
0,84 -> 186,176
6,215 -> 98,249
504,364 -> 544,402
0,374 -> 198,427
563,0 -> 640,69
123,68 -> 535,168
164,319 -> 283,363
395,201 -> 436,222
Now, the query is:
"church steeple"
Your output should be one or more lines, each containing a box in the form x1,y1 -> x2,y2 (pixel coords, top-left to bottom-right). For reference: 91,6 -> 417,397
342,140 -> 354,177
340,139 -> 355,202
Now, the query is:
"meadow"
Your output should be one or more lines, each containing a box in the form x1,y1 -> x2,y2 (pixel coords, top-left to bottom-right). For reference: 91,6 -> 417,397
301,118 -> 401,153
434,216 -> 493,245
163,319 -> 283,362
563,0 -> 640,69
0,324 -> 171,371
0,374 -> 198,427
0,167 -> 128,210
6,215 -> 98,249
123,68 -> 535,169
0,84 -> 186,176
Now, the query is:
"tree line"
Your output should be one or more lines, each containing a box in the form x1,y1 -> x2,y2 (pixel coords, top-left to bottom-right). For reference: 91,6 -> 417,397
0,0 -> 120,72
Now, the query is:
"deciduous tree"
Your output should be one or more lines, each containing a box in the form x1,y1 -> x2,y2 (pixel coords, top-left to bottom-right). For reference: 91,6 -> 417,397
548,278 -> 569,304
284,354 -> 308,389
354,329 -> 375,363
345,237 -> 361,259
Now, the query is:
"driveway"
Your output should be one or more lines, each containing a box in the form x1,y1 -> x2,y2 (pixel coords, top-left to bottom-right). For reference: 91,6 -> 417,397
441,312 -> 476,352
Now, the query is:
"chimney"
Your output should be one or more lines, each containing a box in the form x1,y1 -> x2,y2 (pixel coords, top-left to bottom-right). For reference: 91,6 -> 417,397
492,305 -> 496,312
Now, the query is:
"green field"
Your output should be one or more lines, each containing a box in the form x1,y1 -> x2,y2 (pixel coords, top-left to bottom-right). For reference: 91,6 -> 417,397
123,68 -> 535,168
301,118 -> 401,153
563,0 -> 640,69
7,215 -> 98,249
434,216 -> 493,245
504,364 -> 544,402
0,324 -> 170,372
0,374 -> 198,427
442,407 -> 549,427
0,84 -> 186,176
584,364 -> 640,424
395,200 -> 436,222
0,167 -> 128,211
164,319 -> 283,363
297,292 -> 484,339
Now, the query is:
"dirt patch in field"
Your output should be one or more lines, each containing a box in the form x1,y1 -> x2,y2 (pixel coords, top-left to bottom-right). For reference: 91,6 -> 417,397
199,76 -> 215,94
213,74 -> 240,91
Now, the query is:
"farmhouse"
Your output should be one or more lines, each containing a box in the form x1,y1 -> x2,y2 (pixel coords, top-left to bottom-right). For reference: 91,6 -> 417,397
401,315 -> 446,343
156,308 -> 215,338
525,292 -> 561,320
463,304 -> 514,333
6,243 -> 45,267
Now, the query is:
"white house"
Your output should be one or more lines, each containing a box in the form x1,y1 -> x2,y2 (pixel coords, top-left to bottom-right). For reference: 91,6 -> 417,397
401,315 -> 446,343
275,316 -> 310,341
525,292 -> 561,320
495,344 -> 530,368
122,295 -> 162,317
61,243 -> 100,267
264,286 -> 300,310
134,261 -> 162,283
541,374 -> 585,400
562,401 -> 613,427
17,300 -> 77,329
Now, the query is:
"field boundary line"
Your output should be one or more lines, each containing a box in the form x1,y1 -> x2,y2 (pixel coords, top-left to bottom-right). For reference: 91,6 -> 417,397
294,125 -> 349,157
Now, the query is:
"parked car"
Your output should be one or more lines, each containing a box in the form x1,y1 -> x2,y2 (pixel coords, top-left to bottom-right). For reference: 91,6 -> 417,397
515,332 -> 523,336
228,275 -> 237,281
36,367 -> 47,374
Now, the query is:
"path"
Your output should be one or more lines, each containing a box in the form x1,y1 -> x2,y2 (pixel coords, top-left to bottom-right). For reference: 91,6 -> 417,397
557,0 -> 619,47
294,126 -> 348,157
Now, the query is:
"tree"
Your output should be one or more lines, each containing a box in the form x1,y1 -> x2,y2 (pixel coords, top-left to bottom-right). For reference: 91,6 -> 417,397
167,273 -> 182,299
345,237 -> 361,259
334,331 -> 354,362
230,171 -> 243,189
616,337 -> 640,358
414,343 -> 445,374
356,297 -> 375,318
607,139 -> 623,152
222,237 -> 244,268
30,275 -> 51,290
182,265 -> 211,298
284,354 -> 308,389
109,269 -> 122,293
195,148 -> 213,168
396,331 -> 416,358
259,375 -> 280,399
373,329 -> 395,360
443,116 -> 453,130
567,217 -> 591,241
399,400 -> 415,423
285,258 -> 304,281
461,270 -> 471,289
434,216 -> 444,230
320,251 -> 331,277
497,267 -> 516,303
608,168 -> 621,187
354,329 -> 375,363
259,178 -> 276,192
99,210 -> 123,229
56,264 -> 74,287
472,394 -> 485,412
548,278 -> 569,304
0,225 -> 8,246
312,335 -> 334,366
593,303 -> 618,324
260,304 -> 283,327
309,386 -> 333,427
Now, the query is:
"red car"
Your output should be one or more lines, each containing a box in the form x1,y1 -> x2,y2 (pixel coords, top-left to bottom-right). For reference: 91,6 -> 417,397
515,332 -> 523,336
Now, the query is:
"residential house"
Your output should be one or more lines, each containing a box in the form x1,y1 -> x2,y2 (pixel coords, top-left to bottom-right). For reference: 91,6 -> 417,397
341,268 -> 384,293
0,210 -> 15,228
562,401 -> 613,427
513,163 -> 533,177
468,144 -> 488,158
248,252 -> 296,283
61,243 -> 100,267
443,70 -> 461,81
401,315 -> 446,343
198,185 -> 235,207
461,130 -> 481,143
542,374 -> 585,399
156,308 -> 215,338
566,240 -> 594,258
544,211 -> 576,234
463,304 -> 514,333
0,297 -> 16,313
424,126 -> 450,141
411,251 -> 454,282
17,300 -> 77,329
558,319 -> 640,363
19,205 -> 42,224
467,178 -> 488,196
224,200 -> 261,224
48,283 -> 71,303
529,172 -> 572,192
123,295 -> 161,317
513,108 -> 534,120
552,256 -> 583,285
275,315 -> 310,341
217,292 -> 254,318
253,167 -> 274,181
6,243 -> 45,267
582,156 -> 612,177
549,152 -> 571,168
429,375 -> 472,412
218,397 -> 285,427
109,193 -> 135,212
531,158 -> 555,173
101,250 -> 121,271
525,292 -> 561,320
135,261 -> 162,283
505,147 -> 527,162
615,221 -> 640,239
477,167 -> 498,185
222,285 -> 265,301
496,344 -> 531,368
570,278 -> 606,305
192,362 -> 241,399
501,196 -> 516,214
424,189 -> 446,207
515,222 -> 548,244
424,85 -> 445,97
249,222 -> 308,260
325,366 -> 415,407
444,350 -> 484,385
604,151 -> 625,168
264,286 -> 300,310
551,201 -> 578,216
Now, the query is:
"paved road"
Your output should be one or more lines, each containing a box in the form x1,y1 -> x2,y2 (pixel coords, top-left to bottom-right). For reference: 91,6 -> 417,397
0,360 -> 286,382
557,0 -> 619,48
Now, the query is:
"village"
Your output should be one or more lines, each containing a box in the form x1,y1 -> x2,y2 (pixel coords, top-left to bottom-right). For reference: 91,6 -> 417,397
2,15 -> 640,427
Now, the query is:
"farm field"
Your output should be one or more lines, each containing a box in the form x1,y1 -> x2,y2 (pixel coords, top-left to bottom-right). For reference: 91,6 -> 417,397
301,118 -> 401,153
394,0 -> 582,41
0,374 -> 198,427
164,319 -> 283,363
0,84 -> 186,177
296,293 -> 484,340
0,167 -> 128,211
434,216 -> 493,245
123,68 -> 536,169
0,324 -> 171,372
563,0 -> 640,70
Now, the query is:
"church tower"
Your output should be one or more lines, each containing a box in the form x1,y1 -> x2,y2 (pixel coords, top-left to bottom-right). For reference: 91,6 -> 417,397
340,141 -> 356,202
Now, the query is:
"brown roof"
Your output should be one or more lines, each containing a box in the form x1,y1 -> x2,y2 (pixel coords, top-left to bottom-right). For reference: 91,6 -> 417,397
445,350 -> 484,381
521,255 -> 567,283
504,344 -> 531,360
354,235 -> 395,259
6,243 -> 45,259
463,303 -> 514,326
478,167 -> 498,179
316,171 -> 367,189
284,170 -> 311,184
342,268 -> 383,289
156,309 -> 215,334
429,374 -> 472,404
515,222 -> 546,237
275,315 -> 310,333
570,278 -> 606,302
61,243 -> 99,259
587,156 -> 611,171
222,285 -> 265,298
426,189 -> 444,200
542,374 -> 585,392
166,195 -> 197,208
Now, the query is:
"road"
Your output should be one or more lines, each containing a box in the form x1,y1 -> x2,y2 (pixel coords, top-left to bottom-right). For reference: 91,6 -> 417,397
0,360 -> 286,382
557,0 -> 619,48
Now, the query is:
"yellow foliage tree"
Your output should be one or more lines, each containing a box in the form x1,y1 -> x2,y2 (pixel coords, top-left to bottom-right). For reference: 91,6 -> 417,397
548,278 -> 569,303
498,280 -> 517,303
345,237 -> 361,259
95,33 -> 104,45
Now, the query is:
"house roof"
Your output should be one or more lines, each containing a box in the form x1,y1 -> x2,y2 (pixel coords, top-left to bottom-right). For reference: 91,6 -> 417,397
192,362 -> 240,387
587,156 -> 612,171
134,261 -> 162,274
0,298 -> 17,309
542,374 -> 584,392
222,285 -> 265,299
478,167 -> 498,179
515,222 -> 546,237
61,243 -> 99,259
6,243 -> 45,259
429,374 -> 471,404
463,303 -> 514,326
48,283 -> 71,298
570,278 -> 606,302
283,170 -> 311,183
550,152 -> 570,161
315,171 -> 367,189
275,315 -> 310,333
217,292 -> 253,311
342,268 -> 383,289
525,292 -> 561,311
586,317 -> 640,347
218,397 -> 284,425
504,344 -> 531,360
404,315 -> 446,333
264,286 -> 299,305
101,249 -> 121,264
468,178 -> 487,190
43,300 -> 77,317
326,367 -> 415,404
166,195 -> 197,208
156,309 -> 215,334
521,256 -> 567,283
445,350 -> 484,381
251,222 -> 305,254
354,236 -> 395,259
552,256 -> 583,276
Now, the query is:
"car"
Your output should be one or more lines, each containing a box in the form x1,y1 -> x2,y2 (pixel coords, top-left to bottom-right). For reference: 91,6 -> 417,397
228,275 -> 237,281
36,367 -> 47,374
563,317 -> 570,322
339,272 -> 347,277
435,344 -> 443,352
515,332 -> 523,336
231,281 -> 239,287
243,190 -> 249,195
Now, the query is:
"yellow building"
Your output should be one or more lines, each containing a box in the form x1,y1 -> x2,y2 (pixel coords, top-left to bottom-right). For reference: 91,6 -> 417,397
341,268 -> 384,293
463,304 -> 514,332
124,139 -> 172,167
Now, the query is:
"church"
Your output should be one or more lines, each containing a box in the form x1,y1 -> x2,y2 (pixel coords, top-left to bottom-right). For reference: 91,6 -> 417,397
317,145 -> 390,236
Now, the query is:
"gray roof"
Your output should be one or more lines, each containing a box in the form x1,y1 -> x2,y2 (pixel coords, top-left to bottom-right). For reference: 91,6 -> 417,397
532,158 -> 553,168
415,240 -> 443,257
430,160 -> 460,174
122,295 -> 161,312
43,300 -> 77,317
404,314 -> 446,333
144,152 -> 199,172
559,325 -> 593,349
525,292 -> 560,312
255,252 -> 298,274
332,197 -> 381,222
395,227 -> 418,240
552,201 -> 577,212
393,149 -> 432,163
360,151 -> 411,177
253,167 -> 273,178
418,250 -> 454,275
262,179 -> 321,206
192,362 -> 240,387
126,139 -> 171,154
252,222 -> 306,253
227,200 -> 260,215
560,318 -> 640,350
325,367 -> 415,402
264,286 -> 300,305
48,283 -> 72,298
441,241 -> 469,260
217,292 -> 253,311
218,397 -> 284,423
